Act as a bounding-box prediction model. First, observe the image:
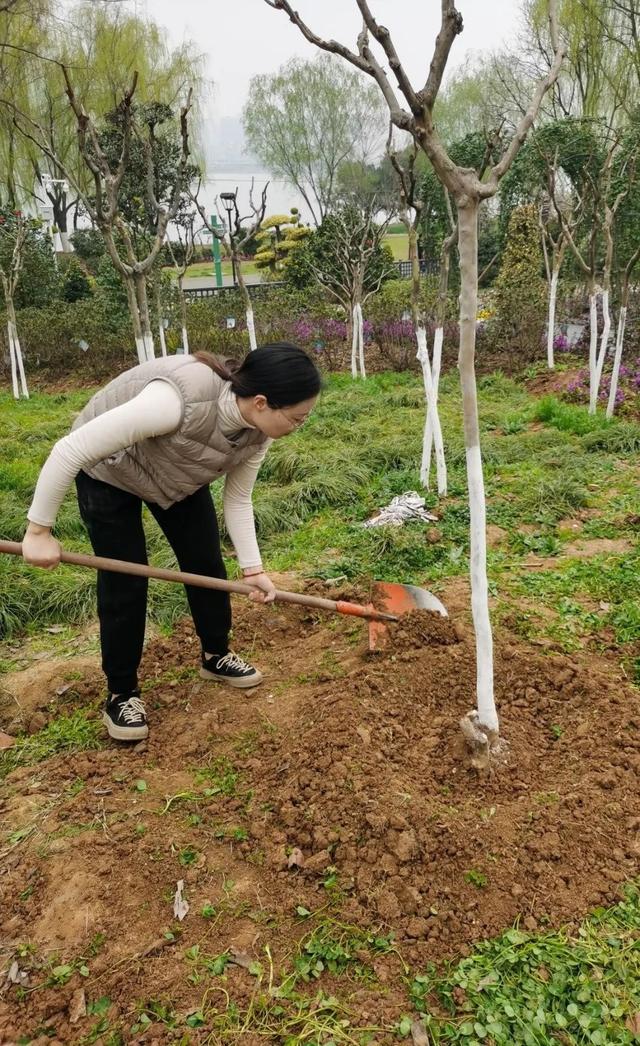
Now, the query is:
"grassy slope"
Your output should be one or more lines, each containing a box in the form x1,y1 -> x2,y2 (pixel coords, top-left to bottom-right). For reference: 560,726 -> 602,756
1,372 -> 640,677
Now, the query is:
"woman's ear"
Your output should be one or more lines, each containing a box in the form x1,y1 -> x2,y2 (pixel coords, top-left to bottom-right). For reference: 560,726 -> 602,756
253,394 -> 268,412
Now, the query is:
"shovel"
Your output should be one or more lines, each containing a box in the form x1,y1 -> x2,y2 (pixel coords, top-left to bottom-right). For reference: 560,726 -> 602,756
0,540 -> 447,651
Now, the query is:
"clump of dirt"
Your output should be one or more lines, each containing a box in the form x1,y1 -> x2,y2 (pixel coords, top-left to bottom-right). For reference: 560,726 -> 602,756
388,608 -> 461,648
2,597 -> 640,1043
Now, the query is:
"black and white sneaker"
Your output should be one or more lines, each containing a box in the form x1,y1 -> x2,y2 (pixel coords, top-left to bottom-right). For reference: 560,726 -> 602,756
103,690 -> 149,741
200,651 -> 263,689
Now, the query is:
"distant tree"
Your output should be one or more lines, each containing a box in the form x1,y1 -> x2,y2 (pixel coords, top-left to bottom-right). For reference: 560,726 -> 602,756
243,55 -> 386,224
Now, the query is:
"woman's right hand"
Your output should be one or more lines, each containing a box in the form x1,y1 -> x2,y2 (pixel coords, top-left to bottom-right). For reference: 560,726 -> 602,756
22,524 -> 62,569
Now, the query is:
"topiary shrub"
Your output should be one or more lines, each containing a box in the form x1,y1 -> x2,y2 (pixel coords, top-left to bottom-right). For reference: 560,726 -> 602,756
492,203 -> 546,359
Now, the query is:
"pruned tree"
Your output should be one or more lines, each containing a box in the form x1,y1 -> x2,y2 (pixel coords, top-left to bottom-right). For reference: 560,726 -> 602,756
12,69 -> 194,364
194,180 -> 269,352
243,54 -> 386,225
264,0 -> 564,763
387,132 -> 446,494
294,201 -> 395,378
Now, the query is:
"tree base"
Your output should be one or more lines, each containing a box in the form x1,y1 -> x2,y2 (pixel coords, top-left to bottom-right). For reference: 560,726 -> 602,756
459,709 -> 507,770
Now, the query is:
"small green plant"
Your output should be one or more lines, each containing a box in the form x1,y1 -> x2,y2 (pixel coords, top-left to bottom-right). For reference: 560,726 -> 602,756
178,845 -> 198,867
464,869 -> 488,888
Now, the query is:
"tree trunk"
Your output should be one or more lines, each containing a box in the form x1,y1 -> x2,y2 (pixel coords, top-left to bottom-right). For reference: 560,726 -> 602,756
236,260 -> 257,352
406,223 -> 446,494
421,226 -> 451,494
546,263 -> 560,369
356,301 -> 366,379
6,298 -> 28,399
158,320 -> 168,357
176,274 -> 190,354
456,198 -> 499,752
124,275 -> 147,364
135,273 -> 155,363
595,287 -> 611,399
606,301 -> 627,419
7,321 -> 19,400
351,302 -> 359,378
587,286 -> 600,414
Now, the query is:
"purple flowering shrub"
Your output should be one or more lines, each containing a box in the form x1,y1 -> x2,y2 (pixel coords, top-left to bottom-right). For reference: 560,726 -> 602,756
562,358 -> 640,414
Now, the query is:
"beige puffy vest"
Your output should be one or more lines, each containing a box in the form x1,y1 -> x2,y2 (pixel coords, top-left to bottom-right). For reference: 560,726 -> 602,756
72,356 -> 269,508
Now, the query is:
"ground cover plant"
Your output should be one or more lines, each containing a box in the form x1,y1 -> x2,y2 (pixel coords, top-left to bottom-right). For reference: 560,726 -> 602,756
1,371 -> 640,1043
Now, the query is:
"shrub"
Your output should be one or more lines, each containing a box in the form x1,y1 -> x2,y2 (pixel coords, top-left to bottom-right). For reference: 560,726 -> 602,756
61,257 -> 93,302
492,203 -> 546,360
70,229 -> 106,274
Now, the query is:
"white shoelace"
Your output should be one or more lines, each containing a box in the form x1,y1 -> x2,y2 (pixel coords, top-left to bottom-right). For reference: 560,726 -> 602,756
216,651 -> 250,673
119,696 -> 146,723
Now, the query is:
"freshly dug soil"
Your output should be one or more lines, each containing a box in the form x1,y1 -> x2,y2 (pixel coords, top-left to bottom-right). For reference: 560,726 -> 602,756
1,595 -> 639,1043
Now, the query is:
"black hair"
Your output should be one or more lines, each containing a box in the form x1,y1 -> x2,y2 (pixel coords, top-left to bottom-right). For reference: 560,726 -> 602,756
195,342 -> 322,408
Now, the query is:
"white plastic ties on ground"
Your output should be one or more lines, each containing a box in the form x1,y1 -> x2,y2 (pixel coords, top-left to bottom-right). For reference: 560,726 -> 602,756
363,491 -> 438,528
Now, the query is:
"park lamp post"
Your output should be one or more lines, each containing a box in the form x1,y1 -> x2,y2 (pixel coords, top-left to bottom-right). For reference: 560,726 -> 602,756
220,191 -> 238,288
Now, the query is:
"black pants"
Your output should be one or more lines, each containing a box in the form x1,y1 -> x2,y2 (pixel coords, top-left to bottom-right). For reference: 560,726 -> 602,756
76,470 -> 230,694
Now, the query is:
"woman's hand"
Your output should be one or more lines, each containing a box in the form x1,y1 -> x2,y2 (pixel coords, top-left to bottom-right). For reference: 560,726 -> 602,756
243,570 -> 277,604
22,524 -> 62,569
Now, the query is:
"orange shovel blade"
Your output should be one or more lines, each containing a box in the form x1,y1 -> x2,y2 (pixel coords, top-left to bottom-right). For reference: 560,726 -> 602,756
368,581 -> 448,651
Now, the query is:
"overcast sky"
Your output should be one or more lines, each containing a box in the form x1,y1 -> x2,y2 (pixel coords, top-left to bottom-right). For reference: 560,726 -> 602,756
137,0 -> 525,120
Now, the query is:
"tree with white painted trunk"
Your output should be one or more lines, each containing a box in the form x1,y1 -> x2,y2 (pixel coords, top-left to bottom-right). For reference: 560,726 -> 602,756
166,205 -> 202,356
606,118 -> 640,417
0,209 -> 30,398
387,134 -> 447,494
194,181 -> 269,354
295,201 -> 395,378
264,0 -> 564,763
13,71 -> 194,365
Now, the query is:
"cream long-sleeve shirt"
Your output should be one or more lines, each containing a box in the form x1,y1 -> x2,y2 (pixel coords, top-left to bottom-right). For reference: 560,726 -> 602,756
27,380 -> 270,569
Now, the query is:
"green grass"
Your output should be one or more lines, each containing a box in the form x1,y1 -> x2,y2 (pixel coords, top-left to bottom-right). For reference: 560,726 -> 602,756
0,709 -> 104,778
164,259 -> 260,280
1,377 -> 639,665
383,231 -> 410,260
410,883 -> 640,1044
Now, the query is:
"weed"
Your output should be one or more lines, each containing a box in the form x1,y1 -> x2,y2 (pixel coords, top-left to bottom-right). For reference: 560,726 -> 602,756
0,710 -> 103,778
464,869 -> 488,888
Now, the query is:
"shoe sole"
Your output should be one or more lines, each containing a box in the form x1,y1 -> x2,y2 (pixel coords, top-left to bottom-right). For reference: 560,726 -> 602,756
199,667 -> 263,689
102,712 -> 149,741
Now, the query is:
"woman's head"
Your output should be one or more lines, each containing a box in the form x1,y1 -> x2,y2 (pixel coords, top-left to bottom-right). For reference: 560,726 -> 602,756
196,343 -> 321,438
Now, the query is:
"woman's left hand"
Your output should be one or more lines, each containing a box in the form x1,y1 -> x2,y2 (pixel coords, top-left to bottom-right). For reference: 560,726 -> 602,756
244,571 -> 277,604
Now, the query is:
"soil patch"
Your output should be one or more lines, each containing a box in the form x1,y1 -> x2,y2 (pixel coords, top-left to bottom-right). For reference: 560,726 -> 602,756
1,594 -> 640,1042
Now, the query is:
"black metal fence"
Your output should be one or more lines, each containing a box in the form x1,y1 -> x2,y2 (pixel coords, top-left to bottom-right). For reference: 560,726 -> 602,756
183,262 -> 438,300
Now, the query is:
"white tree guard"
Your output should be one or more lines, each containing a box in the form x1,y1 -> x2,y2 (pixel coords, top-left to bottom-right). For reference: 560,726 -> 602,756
587,293 -> 599,414
13,331 -> 29,399
546,268 -> 559,369
357,302 -> 366,379
182,326 -> 190,355
7,324 -> 19,399
246,304 -> 257,352
135,336 -> 146,365
422,325 -> 445,490
466,442 -> 497,732
158,324 -> 167,357
143,332 -> 156,362
351,304 -> 359,378
417,326 -> 447,495
594,288 -> 610,399
606,306 -> 627,419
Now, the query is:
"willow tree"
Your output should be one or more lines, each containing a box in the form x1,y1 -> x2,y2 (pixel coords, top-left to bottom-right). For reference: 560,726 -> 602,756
265,0 -> 564,763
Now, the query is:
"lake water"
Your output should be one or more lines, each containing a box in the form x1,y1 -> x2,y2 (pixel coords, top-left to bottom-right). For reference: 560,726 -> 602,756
201,165 -> 312,229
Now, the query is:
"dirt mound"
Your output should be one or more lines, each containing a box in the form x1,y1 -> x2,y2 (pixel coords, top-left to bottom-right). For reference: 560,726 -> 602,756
387,607 -> 460,648
2,596 -> 640,1042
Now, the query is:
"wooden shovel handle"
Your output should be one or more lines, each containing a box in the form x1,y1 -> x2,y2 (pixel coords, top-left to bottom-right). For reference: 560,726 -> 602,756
0,540 -> 397,623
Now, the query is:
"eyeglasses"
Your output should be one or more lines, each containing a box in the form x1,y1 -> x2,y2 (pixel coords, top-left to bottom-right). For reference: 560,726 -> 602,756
276,406 -> 311,429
